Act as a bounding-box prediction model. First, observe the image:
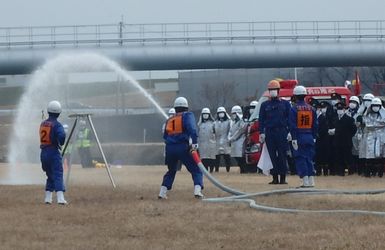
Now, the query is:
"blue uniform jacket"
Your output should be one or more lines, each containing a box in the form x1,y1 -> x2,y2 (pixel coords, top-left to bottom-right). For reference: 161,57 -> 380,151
259,98 -> 291,133
40,116 -> 66,151
163,112 -> 198,145
289,100 -> 318,142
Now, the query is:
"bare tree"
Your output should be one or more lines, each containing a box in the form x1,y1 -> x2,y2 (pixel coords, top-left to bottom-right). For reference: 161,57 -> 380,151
369,67 -> 385,84
329,67 -> 353,85
243,89 -> 260,105
367,67 -> 385,95
301,67 -> 335,86
199,80 -> 242,111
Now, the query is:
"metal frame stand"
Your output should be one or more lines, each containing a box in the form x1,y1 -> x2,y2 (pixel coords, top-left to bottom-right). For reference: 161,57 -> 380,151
62,113 -> 116,189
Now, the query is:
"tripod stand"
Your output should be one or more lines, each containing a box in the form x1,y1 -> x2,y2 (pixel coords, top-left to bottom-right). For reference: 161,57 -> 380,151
61,113 -> 116,188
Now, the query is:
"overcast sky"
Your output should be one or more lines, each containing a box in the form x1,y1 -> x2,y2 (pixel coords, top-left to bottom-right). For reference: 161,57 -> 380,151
1,0 -> 384,27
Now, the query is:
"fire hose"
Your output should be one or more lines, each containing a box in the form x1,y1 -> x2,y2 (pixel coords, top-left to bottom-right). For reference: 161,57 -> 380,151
191,150 -> 385,216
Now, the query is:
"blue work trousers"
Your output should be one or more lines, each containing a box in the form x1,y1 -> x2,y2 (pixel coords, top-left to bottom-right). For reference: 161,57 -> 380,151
265,128 -> 288,175
41,148 -> 65,192
293,133 -> 315,178
162,144 -> 203,190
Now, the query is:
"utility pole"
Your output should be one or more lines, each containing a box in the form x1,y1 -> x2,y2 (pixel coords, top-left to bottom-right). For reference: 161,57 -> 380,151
118,15 -> 124,46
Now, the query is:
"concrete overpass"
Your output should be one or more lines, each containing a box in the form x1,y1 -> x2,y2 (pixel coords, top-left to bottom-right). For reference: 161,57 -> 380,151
1,20 -> 385,74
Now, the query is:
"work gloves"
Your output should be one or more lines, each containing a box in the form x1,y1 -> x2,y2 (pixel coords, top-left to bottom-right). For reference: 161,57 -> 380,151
292,140 -> 299,150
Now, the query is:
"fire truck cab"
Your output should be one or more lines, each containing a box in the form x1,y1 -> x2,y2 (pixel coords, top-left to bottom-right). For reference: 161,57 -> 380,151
244,79 -> 356,165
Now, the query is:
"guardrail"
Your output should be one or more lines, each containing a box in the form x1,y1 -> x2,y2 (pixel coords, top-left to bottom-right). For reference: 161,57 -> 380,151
0,20 -> 385,48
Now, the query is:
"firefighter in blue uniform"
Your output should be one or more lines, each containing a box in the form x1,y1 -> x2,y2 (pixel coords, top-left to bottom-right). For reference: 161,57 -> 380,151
40,100 -> 67,205
259,80 -> 291,184
289,86 -> 318,187
158,97 -> 204,199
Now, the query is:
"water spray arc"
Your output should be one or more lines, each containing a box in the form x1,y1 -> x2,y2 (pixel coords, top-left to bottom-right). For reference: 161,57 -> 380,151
8,53 -> 167,184
191,151 -> 385,216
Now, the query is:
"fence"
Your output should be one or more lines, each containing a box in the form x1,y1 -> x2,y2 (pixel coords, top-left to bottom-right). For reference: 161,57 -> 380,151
1,20 -> 385,48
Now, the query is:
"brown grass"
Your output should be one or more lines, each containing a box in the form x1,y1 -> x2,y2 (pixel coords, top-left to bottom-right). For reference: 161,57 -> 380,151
1,164 -> 385,250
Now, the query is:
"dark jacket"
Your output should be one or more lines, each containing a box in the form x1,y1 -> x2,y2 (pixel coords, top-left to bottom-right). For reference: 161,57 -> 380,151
315,113 -> 331,163
334,114 -> 357,148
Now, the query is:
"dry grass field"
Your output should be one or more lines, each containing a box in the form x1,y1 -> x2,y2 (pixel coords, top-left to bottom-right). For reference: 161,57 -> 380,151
2,164 -> 385,250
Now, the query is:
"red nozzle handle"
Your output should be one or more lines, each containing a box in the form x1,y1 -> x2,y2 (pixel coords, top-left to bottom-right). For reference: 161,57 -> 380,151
191,150 -> 202,165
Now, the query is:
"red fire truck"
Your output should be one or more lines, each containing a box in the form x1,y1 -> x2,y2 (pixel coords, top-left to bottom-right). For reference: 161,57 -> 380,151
244,79 -> 360,165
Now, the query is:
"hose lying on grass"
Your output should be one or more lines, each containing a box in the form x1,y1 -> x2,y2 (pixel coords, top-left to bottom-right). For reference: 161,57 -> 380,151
191,150 -> 385,216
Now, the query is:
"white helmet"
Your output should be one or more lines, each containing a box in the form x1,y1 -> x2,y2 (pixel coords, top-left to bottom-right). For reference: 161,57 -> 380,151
249,101 -> 258,107
349,96 -> 360,104
363,93 -> 375,101
231,105 -> 242,114
168,108 -> 176,115
217,106 -> 226,113
174,97 -> 188,108
371,98 -> 382,106
201,108 -> 211,114
293,85 -> 307,96
47,100 -> 62,114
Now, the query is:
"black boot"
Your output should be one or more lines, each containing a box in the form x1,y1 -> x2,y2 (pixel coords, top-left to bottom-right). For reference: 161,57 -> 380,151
377,161 -> 384,178
364,163 -> 371,177
269,175 -> 279,184
279,175 -> 288,184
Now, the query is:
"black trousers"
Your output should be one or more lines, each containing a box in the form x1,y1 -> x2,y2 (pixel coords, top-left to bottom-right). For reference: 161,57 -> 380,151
365,158 -> 385,177
287,155 -> 296,175
215,154 -> 231,172
234,157 -> 246,173
335,146 -> 352,176
350,155 -> 359,175
78,147 -> 93,168
315,163 -> 329,176
202,159 -> 216,172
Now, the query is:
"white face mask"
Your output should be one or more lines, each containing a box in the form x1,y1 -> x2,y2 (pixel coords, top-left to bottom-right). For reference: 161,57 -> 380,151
231,114 -> 238,120
269,90 -> 278,98
364,100 -> 371,108
372,106 -> 380,112
218,113 -> 225,118
321,108 -> 327,114
337,109 -> 345,116
249,108 -> 255,115
202,114 -> 209,120
349,102 -> 357,109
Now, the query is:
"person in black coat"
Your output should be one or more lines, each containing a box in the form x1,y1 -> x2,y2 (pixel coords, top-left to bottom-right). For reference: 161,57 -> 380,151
326,93 -> 343,175
332,102 -> 357,176
315,101 -> 331,176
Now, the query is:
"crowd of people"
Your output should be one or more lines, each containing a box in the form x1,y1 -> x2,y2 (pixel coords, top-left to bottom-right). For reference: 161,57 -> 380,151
38,81 -> 385,203
165,100 -> 258,174
160,79 -> 385,193
313,92 -> 385,178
